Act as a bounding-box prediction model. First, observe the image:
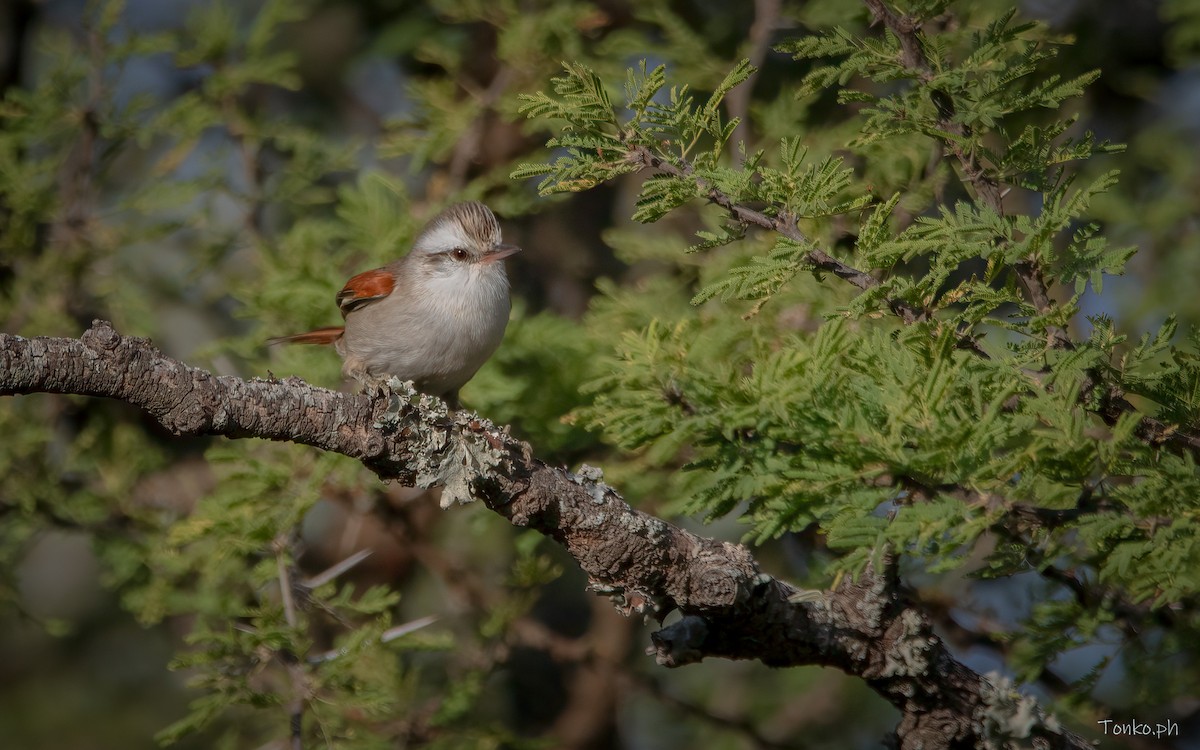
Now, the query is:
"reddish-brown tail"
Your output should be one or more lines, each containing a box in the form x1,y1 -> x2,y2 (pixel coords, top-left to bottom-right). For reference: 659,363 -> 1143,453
267,326 -> 344,346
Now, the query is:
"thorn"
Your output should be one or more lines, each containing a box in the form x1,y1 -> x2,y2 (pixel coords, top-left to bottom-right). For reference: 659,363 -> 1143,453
380,615 -> 439,643
299,548 -> 373,590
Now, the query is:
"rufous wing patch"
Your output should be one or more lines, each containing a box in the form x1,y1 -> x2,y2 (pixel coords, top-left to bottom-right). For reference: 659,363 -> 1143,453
336,268 -> 396,315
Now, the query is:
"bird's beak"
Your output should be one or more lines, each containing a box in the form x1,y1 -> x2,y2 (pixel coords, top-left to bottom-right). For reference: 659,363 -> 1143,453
483,243 -> 521,263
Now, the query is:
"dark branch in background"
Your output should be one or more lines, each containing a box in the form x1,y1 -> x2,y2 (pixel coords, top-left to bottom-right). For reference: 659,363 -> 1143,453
899,476 -> 1191,639
626,146 -> 927,327
625,11 -> 1200,459
0,1 -> 34,94
633,670 -> 800,750
1094,385 -> 1200,456
861,0 -> 1070,352
990,517 -> 1185,635
221,90 -> 267,238
0,321 -> 1090,750
53,22 -> 103,247
860,1 -> 1001,203
447,66 -> 516,192
860,0 -> 1200,459
725,0 -> 782,159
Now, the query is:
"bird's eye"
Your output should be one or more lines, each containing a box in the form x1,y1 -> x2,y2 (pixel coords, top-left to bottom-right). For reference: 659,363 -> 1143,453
450,248 -> 470,261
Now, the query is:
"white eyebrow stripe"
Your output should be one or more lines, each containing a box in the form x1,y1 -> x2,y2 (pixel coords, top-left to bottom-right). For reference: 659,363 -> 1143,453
417,223 -> 469,254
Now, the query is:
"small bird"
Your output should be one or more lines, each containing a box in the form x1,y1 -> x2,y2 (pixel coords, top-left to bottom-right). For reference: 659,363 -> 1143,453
270,201 -> 519,405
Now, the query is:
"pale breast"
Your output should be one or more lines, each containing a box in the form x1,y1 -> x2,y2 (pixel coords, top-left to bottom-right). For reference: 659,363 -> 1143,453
339,264 -> 511,398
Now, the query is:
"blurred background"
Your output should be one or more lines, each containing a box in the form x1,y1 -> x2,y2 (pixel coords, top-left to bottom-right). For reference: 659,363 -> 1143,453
1,0 -> 1198,748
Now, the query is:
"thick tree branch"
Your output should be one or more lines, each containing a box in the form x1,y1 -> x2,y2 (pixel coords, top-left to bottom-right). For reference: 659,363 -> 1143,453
0,321 -> 1090,749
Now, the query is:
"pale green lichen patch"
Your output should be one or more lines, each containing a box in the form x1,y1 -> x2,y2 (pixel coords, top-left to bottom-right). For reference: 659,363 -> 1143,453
424,420 -> 507,509
371,379 -> 508,509
619,510 -> 668,544
880,609 -> 933,678
371,378 -> 422,431
570,463 -> 613,505
976,671 -> 1054,749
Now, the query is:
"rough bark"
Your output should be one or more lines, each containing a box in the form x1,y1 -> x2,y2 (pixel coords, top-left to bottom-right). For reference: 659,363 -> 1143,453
0,321 -> 1089,750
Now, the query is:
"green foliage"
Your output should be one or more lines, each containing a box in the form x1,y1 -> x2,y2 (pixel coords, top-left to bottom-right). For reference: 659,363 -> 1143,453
511,0 -> 1200,725
2,1 -> 583,746
5,0 -> 1200,746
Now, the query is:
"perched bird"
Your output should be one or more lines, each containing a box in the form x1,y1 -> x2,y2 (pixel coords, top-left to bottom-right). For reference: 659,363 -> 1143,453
270,201 -> 519,405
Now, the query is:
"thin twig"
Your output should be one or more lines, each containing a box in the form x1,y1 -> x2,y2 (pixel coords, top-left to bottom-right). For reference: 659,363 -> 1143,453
989,520 -> 1184,634
627,145 -> 917,319
898,476 -> 1194,636
861,0 -> 1004,209
624,144 -> 1008,365
275,535 -> 306,750
307,615 -> 440,664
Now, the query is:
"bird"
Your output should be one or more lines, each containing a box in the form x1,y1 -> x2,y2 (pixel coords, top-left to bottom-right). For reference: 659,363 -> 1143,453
270,201 -> 520,405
